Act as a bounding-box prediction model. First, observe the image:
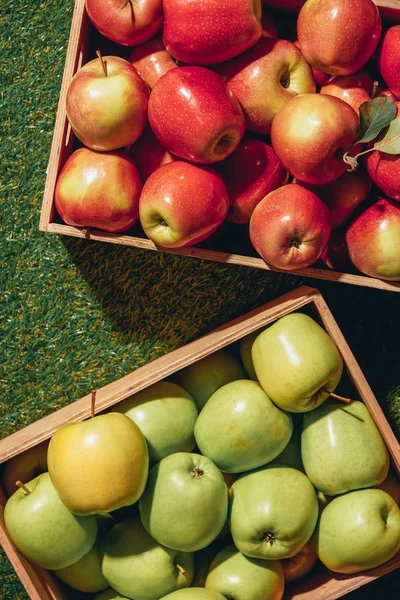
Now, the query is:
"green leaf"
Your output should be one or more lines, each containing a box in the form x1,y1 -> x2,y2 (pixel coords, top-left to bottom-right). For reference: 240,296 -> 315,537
357,97 -> 397,144
372,118 -> 400,154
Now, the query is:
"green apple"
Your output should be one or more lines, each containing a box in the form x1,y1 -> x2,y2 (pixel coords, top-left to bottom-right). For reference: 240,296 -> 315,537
377,470 -> 400,505
2,440 -> 49,497
270,414 -> 304,472
281,539 -> 318,583
114,380 -> 198,464
101,517 -> 194,599
52,513 -> 114,593
239,328 -> 265,380
302,401 -> 390,495
252,313 -> 343,412
314,489 -> 400,573
173,349 -> 246,411
139,452 -> 228,552
4,472 -> 97,570
194,379 -> 292,473
229,465 -> 318,559
160,590 -> 226,600
48,412 -> 149,515
192,539 -> 228,588
205,544 -> 284,600
95,590 -> 130,600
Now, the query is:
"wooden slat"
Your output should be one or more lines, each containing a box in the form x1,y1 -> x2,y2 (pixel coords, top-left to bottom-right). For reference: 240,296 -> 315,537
0,286 -> 320,464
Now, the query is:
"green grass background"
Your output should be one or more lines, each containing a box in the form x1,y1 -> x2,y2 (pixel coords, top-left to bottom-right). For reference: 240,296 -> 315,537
0,0 -> 399,597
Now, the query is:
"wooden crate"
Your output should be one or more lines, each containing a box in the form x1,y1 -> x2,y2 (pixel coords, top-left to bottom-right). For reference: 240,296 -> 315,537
39,0 -> 400,294
0,285 -> 399,600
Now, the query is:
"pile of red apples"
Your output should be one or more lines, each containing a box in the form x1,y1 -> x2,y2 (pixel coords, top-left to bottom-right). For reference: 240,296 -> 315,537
55,0 -> 400,282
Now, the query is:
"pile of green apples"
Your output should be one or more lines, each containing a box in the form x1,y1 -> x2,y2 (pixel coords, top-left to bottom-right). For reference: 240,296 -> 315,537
3,313 -> 400,600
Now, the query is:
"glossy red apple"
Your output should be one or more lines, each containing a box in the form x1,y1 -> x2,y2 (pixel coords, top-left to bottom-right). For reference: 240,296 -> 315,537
55,148 -> 142,233
148,66 -> 245,164
131,127 -> 176,182
365,103 -> 400,202
139,162 -> 229,248
129,36 -> 177,90
261,11 -> 278,38
293,40 -> 329,88
271,93 -> 359,184
320,70 -> 375,114
297,0 -> 382,76
249,183 -> 331,270
214,38 -> 315,134
217,136 -> 288,224
346,198 -> 400,280
299,169 -> 372,228
376,87 -> 398,102
162,0 -> 262,65
377,26 -> 400,100
321,229 -> 353,271
66,55 -> 149,151
85,0 -> 163,47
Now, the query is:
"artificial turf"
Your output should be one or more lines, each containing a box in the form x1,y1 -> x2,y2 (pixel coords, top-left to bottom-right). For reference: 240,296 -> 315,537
0,0 -> 399,597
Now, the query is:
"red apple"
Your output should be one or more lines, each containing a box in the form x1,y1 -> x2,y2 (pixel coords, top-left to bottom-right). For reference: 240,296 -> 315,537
85,0 -> 163,47
249,183 -> 331,270
139,162 -> 229,248
297,0 -> 382,76
162,0 -> 262,65
261,11 -> 278,38
148,66 -> 245,164
217,136 -> 288,224
293,40 -> 330,87
364,103 -> 400,202
214,38 -> 316,134
320,70 -> 375,114
55,148 -> 142,233
321,229 -> 353,271
299,169 -> 372,228
271,93 -> 359,184
129,36 -> 177,90
66,55 -> 149,152
131,127 -> 176,182
376,87 -> 398,102
346,198 -> 400,280
377,26 -> 400,100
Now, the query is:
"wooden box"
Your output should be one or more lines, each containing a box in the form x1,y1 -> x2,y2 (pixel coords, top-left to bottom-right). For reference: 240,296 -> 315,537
39,0 -> 400,294
1,285 -> 399,600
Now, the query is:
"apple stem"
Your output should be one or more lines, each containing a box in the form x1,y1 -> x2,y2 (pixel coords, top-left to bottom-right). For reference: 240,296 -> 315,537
371,81 -> 379,100
16,481 -> 31,495
96,50 -> 107,77
91,389 -> 96,419
323,389 -> 353,404
176,563 -> 187,575
343,146 -> 377,172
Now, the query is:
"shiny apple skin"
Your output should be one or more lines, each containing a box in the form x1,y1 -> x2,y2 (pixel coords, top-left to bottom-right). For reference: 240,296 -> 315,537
282,539 -> 318,583
55,148 -> 142,233
297,0 -> 382,76
249,183 -> 331,270
85,0 -> 163,47
321,228 -> 353,271
321,70 -> 374,114
139,162 -> 229,248
214,38 -> 316,134
148,67 -> 245,164
129,36 -> 177,90
300,169 -> 372,228
163,0 -> 262,65
271,93 -> 359,185
346,198 -> 400,280
377,26 -> 400,100
293,40 -> 329,88
131,127 -> 176,182
365,103 -> 400,202
66,56 -> 149,152
217,136 -> 288,224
